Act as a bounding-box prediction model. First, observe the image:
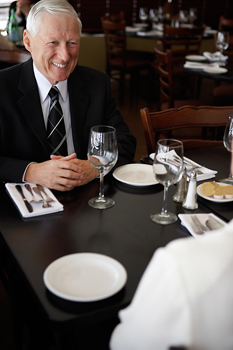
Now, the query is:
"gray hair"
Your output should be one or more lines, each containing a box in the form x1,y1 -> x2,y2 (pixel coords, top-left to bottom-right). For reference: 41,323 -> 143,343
26,0 -> 82,37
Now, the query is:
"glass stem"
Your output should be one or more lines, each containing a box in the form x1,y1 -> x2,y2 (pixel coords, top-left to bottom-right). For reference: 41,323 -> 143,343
161,185 -> 169,215
98,171 -> 105,200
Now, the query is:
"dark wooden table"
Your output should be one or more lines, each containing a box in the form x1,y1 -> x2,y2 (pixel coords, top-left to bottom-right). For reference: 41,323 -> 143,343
183,56 -> 233,83
0,49 -> 30,69
0,146 -> 232,349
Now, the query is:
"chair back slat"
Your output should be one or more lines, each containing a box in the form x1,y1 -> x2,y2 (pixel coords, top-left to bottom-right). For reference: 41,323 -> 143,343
140,106 -> 233,155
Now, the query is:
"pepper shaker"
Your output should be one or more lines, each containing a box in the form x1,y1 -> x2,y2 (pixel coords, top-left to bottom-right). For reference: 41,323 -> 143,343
173,167 -> 187,203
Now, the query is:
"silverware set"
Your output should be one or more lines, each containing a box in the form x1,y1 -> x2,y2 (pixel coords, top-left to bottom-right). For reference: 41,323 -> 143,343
16,184 -> 54,212
190,215 -> 224,234
173,155 -> 204,174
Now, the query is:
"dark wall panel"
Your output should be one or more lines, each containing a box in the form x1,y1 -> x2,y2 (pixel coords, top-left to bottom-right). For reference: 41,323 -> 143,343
69,0 -> 230,33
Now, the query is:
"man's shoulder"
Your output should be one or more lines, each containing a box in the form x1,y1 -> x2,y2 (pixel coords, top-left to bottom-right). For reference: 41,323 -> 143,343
73,64 -> 107,80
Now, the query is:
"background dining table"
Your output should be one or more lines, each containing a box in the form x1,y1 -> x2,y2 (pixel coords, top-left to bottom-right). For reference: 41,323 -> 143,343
0,146 -> 232,349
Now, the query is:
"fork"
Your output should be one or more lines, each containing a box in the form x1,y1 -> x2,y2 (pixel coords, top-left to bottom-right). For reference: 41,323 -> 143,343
36,185 -> 53,203
24,184 -> 42,203
174,156 -> 204,175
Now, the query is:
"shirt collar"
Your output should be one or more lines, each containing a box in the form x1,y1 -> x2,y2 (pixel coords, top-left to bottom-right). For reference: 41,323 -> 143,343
33,64 -> 68,103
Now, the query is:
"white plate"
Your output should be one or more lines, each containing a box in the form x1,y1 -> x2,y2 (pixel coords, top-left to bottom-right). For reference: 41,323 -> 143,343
197,182 -> 233,203
113,163 -> 158,186
203,66 -> 227,74
185,55 -> 206,61
43,253 -> 127,302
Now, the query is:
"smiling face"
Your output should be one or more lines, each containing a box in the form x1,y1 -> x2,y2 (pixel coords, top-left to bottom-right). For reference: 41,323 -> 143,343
24,13 -> 80,84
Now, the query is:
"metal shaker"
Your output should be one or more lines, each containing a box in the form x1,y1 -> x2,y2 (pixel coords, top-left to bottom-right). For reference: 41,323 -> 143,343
182,169 -> 198,210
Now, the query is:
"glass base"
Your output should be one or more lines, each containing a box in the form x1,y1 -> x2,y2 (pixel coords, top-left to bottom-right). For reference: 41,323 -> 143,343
150,212 -> 178,225
219,177 -> 233,185
88,197 -> 115,209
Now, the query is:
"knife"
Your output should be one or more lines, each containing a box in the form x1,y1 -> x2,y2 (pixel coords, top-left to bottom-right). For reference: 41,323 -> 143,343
16,185 -> 33,213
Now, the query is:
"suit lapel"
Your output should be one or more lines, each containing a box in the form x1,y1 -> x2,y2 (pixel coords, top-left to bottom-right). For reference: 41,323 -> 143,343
17,59 -> 51,155
68,67 -> 89,158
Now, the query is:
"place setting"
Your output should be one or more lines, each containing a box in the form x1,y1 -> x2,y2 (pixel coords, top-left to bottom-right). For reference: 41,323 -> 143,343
5,182 -> 63,218
149,152 -> 217,182
178,213 -> 226,238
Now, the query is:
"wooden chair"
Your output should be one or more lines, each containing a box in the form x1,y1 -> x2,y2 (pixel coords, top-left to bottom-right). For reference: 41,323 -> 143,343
140,105 -> 233,155
162,24 -> 205,52
154,46 -> 211,110
158,24 -> 206,95
101,14 -> 153,104
218,15 -> 233,34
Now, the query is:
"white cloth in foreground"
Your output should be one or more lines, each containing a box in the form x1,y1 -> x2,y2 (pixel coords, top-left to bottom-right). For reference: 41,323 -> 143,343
110,220 -> 233,350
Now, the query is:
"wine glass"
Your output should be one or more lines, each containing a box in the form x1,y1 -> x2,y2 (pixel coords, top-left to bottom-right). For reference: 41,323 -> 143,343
149,8 -> 159,28
189,7 -> 197,25
139,7 -> 148,24
151,139 -> 184,225
216,31 -> 229,66
220,115 -> 233,184
87,125 -> 118,209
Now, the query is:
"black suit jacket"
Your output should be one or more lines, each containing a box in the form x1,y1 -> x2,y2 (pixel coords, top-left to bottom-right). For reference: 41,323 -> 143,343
0,59 -> 136,182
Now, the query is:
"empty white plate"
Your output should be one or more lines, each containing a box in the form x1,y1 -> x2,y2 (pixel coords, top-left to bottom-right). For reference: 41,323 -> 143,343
44,253 -> 127,302
203,66 -> 227,74
185,55 -> 206,61
113,163 -> 158,186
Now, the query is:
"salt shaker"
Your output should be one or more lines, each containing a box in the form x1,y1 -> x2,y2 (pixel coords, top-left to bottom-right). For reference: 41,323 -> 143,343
173,167 -> 187,203
182,169 -> 198,209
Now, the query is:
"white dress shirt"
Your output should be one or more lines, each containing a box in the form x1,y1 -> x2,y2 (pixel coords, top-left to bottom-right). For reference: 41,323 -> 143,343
110,219 -> 233,350
33,64 -> 75,155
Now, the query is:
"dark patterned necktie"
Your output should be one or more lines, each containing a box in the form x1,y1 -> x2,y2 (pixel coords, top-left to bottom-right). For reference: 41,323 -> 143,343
47,86 -> 68,156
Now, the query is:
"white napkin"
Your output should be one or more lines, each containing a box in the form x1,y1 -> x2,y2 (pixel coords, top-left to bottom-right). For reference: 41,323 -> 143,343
149,154 -> 217,181
6,183 -> 63,218
178,213 -> 226,238
137,30 -> 162,38
203,51 -> 228,62
183,61 -> 219,69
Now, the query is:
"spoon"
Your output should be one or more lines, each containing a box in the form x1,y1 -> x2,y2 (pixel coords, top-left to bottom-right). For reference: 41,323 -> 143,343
205,216 -> 225,231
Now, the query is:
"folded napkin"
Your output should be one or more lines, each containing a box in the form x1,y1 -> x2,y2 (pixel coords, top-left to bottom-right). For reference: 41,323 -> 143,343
183,61 -> 219,70
178,213 -> 226,238
203,51 -> 228,62
6,183 -> 63,218
183,157 -> 217,181
137,30 -> 162,37
149,154 -> 217,181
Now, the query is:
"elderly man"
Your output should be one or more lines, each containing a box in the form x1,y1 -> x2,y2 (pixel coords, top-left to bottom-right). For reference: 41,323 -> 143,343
0,0 -> 136,191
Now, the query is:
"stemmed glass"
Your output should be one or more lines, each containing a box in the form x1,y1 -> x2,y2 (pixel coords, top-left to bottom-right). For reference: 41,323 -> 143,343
220,115 -> 233,184
189,7 -> 197,25
151,139 -> 184,225
216,31 -> 229,66
87,125 -> 118,209
149,8 -> 159,28
139,7 -> 148,24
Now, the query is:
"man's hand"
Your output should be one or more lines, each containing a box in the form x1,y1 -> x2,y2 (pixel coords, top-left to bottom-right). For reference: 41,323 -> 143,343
24,153 -> 99,191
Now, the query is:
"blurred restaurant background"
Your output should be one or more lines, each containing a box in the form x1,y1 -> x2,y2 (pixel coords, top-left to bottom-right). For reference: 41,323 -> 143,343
1,0 -> 233,160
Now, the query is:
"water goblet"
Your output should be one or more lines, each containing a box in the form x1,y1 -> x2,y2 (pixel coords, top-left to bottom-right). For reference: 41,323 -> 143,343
87,125 -> 118,209
220,115 -> 233,184
216,31 -> 229,66
151,139 -> 184,225
139,7 -> 148,24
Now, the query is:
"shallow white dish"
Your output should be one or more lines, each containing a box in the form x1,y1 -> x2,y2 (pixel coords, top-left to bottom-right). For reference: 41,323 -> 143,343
203,66 -> 227,74
185,55 -> 206,61
113,163 -> 158,186
43,253 -> 127,302
197,182 -> 233,203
